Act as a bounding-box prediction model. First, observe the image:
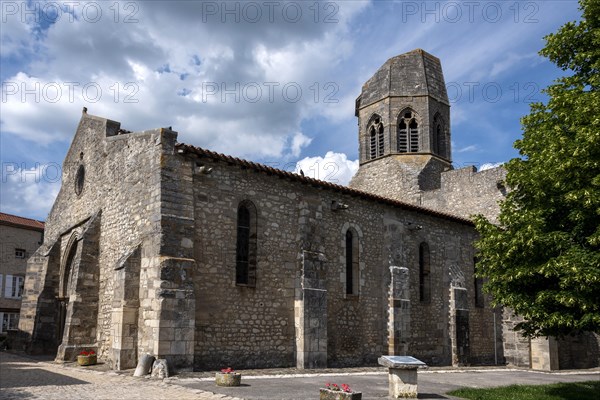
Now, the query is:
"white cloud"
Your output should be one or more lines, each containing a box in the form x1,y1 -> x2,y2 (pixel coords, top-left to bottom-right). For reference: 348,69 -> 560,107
290,132 -> 312,158
479,162 -> 503,171
0,163 -> 61,220
0,6 -> 34,58
1,1 -> 371,160
0,0 -> 583,221
456,145 -> 478,153
1,73 -> 82,144
296,151 -> 358,186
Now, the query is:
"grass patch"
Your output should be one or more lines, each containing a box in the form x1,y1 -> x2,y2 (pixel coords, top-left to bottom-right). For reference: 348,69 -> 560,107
447,381 -> 600,400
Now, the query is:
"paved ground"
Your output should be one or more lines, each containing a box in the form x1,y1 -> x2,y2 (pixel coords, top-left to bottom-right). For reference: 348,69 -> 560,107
171,368 -> 600,399
0,351 -> 240,400
1,351 -> 598,400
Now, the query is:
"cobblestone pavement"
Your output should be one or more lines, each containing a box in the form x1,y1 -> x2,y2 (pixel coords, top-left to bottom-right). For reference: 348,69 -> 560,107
2,351 -> 598,400
0,351 -> 240,400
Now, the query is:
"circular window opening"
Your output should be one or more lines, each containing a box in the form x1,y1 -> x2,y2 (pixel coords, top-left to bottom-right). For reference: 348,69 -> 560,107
75,164 -> 85,195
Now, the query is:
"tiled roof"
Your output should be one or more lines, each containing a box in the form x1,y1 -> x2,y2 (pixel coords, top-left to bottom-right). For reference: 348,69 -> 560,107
175,143 -> 474,226
0,212 -> 45,231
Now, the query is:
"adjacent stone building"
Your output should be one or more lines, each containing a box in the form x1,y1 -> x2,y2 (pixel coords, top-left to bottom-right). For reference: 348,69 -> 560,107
17,49 -> 598,371
0,213 -> 44,336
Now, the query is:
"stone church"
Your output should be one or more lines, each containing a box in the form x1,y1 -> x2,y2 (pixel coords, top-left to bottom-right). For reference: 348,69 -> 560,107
17,49 -> 599,372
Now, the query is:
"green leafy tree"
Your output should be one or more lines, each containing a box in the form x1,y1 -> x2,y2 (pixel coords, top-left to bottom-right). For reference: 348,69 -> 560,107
474,0 -> 600,338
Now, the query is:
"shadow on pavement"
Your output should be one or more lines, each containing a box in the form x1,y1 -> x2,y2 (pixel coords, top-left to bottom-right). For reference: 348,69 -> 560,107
0,351 -> 100,389
418,394 -> 449,399
0,363 -> 89,389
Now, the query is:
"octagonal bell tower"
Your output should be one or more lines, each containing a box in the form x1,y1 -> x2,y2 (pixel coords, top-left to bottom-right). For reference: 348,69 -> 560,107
349,49 -> 452,204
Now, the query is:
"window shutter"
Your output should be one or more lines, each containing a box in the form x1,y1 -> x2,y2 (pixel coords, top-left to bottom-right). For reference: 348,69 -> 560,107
5,275 -> 13,298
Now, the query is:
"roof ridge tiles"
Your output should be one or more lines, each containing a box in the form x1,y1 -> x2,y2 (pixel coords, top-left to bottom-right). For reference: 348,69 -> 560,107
0,212 -> 45,231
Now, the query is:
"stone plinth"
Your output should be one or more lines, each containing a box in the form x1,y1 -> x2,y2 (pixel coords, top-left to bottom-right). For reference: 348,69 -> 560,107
295,249 -> 328,369
378,356 -> 427,398
530,337 -> 559,371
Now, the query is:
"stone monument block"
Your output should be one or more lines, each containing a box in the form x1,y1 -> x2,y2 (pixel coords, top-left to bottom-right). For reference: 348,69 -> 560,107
378,355 -> 427,398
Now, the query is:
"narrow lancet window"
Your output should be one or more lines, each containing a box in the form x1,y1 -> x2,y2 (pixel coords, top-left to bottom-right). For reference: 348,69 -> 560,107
398,120 -> 408,152
409,120 -> 419,152
236,201 -> 257,286
369,127 -> 377,159
345,229 -> 359,295
367,116 -> 384,159
377,123 -> 384,156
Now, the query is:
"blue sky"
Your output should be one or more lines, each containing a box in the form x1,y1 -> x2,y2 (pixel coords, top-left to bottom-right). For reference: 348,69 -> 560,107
0,0 -> 583,220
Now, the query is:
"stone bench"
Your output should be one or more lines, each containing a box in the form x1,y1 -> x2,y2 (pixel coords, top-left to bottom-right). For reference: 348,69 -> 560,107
378,356 -> 427,398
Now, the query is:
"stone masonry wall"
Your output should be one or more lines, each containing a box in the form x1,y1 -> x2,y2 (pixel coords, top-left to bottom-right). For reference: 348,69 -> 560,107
557,333 -> 600,369
350,154 -> 450,206
501,309 -> 531,367
191,157 -> 298,370
421,166 -> 507,224
188,153 -> 499,369
19,112 -> 166,367
0,225 -> 43,313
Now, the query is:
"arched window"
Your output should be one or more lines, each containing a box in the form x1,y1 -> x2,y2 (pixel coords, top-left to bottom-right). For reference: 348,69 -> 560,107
419,242 -> 430,302
236,201 -> 257,286
345,229 -> 359,295
398,110 -> 419,153
368,116 -> 384,159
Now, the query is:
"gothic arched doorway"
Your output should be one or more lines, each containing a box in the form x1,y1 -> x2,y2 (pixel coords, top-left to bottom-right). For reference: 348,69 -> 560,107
56,234 -> 78,353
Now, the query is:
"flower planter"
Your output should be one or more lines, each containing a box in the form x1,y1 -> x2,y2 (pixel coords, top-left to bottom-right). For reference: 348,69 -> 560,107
215,372 -> 241,387
77,354 -> 97,366
320,388 -> 362,400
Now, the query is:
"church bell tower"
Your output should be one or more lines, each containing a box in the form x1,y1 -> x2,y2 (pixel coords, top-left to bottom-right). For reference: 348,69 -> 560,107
349,49 -> 452,204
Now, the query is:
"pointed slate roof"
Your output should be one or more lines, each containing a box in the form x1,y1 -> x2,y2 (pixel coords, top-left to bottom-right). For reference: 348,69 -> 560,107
356,49 -> 449,113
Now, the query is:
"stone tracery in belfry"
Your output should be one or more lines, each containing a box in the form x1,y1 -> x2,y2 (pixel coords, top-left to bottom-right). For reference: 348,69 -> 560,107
397,109 -> 419,153
367,114 -> 385,159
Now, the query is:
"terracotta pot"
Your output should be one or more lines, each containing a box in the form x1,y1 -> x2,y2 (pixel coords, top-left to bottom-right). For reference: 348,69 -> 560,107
319,388 -> 362,400
77,354 -> 97,366
215,372 -> 241,386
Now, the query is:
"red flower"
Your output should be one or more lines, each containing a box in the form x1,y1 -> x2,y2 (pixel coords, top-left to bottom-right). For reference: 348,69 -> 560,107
324,382 -> 351,392
220,367 -> 234,373
79,349 -> 95,357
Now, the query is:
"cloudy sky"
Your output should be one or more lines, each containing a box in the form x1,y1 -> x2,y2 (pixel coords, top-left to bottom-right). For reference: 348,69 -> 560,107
1,0 -> 582,220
